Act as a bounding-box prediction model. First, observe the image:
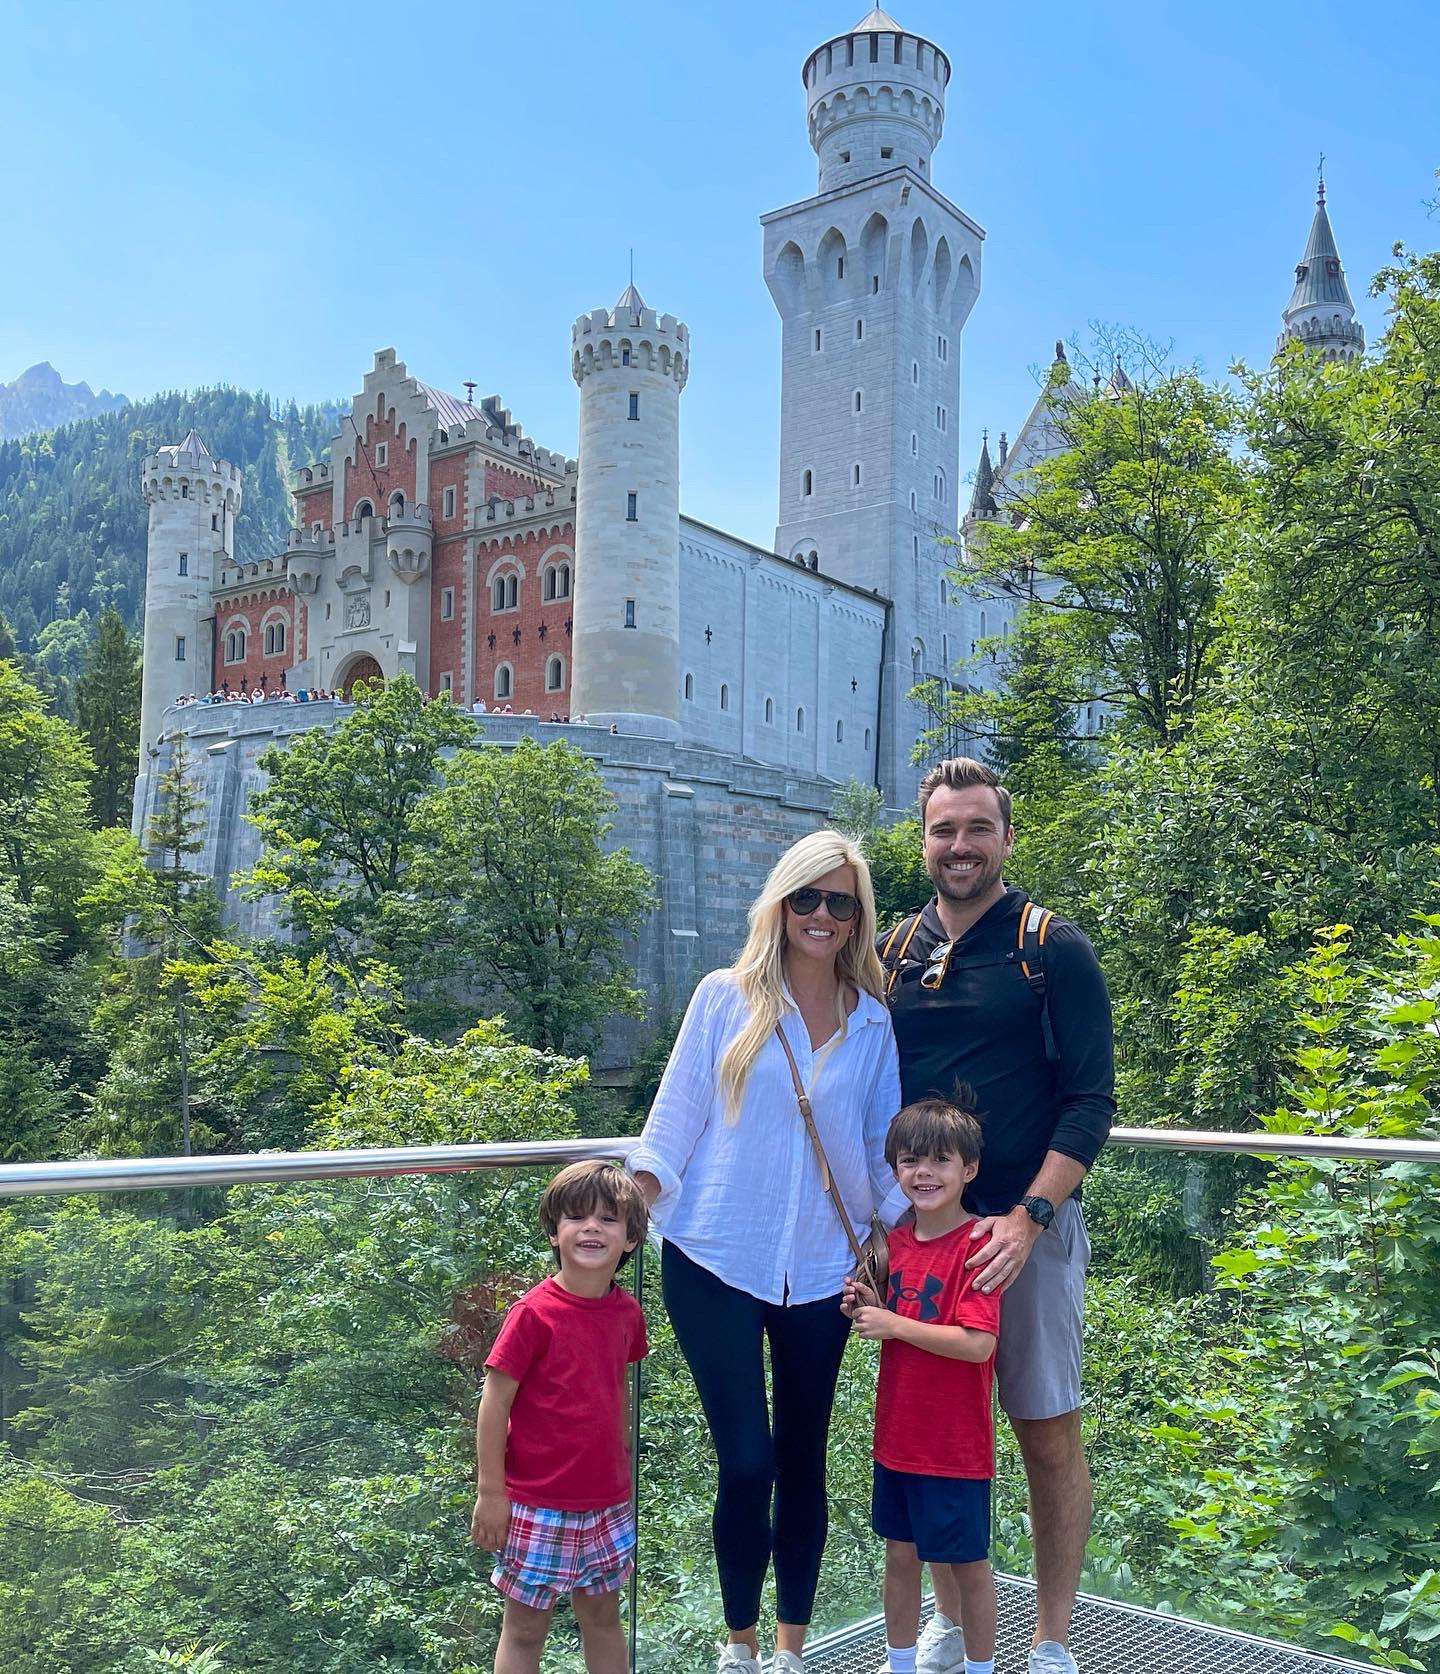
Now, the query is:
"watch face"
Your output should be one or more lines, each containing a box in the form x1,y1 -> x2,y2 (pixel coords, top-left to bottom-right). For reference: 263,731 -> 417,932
1025,1195 -> 1054,1228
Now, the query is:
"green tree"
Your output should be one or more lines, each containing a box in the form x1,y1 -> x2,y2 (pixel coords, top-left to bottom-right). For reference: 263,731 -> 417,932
246,674 -> 475,956
961,344 -> 1249,743
76,607 -> 141,829
400,736 -> 656,1052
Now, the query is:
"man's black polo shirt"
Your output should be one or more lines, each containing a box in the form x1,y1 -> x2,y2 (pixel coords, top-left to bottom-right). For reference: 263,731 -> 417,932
879,886 -> 1115,1217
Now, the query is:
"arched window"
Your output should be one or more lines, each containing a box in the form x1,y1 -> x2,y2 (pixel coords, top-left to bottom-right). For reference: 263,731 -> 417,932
720,683 -> 730,712
803,469 -> 813,496
684,672 -> 694,701
263,620 -> 287,656
796,707 -> 806,734
864,727 -> 872,751
544,561 -> 572,601
355,499 -> 374,520
764,696 -> 774,724
546,656 -> 564,692
854,389 -> 863,413
836,719 -> 844,743
389,491 -> 406,517
225,627 -> 247,664
180,482 -> 188,498
495,663 -> 514,700
493,572 -> 519,612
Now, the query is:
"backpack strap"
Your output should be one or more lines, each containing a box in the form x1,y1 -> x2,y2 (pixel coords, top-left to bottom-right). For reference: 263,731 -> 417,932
1018,899 -> 1058,1062
880,912 -> 926,998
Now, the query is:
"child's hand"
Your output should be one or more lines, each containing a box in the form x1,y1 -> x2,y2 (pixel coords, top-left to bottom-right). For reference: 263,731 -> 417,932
471,1490 -> 511,1551
851,1305 -> 900,1341
842,1277 -> 881,1317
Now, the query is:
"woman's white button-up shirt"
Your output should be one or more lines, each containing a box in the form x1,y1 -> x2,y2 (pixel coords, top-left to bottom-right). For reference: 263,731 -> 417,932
627,968 -> 908,1305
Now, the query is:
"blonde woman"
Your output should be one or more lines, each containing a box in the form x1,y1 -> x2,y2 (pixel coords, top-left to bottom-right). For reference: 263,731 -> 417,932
629,831 -> 906,1674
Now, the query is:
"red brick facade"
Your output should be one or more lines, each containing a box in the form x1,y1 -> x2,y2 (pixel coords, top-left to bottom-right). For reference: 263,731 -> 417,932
343,399 -> 418,521
296,484 -> 331,532
213,590 -> 295,692
473,523 -> 575,713
484,462 -> 546,502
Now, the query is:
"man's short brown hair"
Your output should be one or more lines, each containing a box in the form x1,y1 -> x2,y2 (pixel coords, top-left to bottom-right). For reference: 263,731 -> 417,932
884,1096 -> 984,1171
917,756 -> 1013,831
539,1160 -> 649,1268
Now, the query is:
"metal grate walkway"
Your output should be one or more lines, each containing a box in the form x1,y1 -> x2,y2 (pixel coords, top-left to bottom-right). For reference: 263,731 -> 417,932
795,1577 -> 1381,1673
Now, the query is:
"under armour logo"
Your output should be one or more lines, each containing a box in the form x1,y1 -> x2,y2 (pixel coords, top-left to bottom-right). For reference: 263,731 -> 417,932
888,1269 -> 943,1322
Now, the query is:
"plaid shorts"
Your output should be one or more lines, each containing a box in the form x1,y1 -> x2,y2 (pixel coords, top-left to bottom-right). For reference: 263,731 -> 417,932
491,1499 -> 636,1610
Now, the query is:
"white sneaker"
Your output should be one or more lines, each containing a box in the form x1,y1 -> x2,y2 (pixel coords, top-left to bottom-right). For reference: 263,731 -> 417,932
1029,1643 -> 1079,1674
772,1655 -> 805,1673
716,1645 -> 761,1674
917,1611 -> 966,1674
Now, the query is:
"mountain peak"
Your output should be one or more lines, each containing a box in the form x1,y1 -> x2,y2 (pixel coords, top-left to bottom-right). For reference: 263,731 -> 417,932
0,363 -> 129,441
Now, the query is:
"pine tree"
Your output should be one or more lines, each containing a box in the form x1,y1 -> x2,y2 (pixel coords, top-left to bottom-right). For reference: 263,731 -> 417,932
76,606 -> 142,828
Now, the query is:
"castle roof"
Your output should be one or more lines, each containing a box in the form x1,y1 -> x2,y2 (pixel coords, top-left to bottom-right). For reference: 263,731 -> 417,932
968,432 -> 998,518
156,429 -> 212,464
1286,180 -> 1356,317
853,6 -> 905,29
614,282 -> 646,320
416,382 -> 490,433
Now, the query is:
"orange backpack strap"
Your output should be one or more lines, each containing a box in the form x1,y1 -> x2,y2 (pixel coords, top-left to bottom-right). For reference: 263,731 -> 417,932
881,912 -> 926,997
1017,900 -> 1057,1060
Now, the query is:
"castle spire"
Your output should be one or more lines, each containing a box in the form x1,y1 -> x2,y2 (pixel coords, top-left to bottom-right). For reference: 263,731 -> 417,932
1276,170 -> 1364,361
968,431 -> 998,520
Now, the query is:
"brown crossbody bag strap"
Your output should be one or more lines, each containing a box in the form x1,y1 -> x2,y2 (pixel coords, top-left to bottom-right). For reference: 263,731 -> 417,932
774,1024 -> 889,1294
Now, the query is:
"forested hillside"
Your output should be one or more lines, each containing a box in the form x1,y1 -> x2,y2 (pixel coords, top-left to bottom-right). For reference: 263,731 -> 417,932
0,388 -> 339,658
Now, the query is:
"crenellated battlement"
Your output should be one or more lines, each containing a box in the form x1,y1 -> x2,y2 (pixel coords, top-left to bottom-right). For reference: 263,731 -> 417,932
571,301 -> 689,390
143,445 -> 242,507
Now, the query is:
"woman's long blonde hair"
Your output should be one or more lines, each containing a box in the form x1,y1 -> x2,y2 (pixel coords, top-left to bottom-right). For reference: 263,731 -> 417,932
718,829 -> 887,1121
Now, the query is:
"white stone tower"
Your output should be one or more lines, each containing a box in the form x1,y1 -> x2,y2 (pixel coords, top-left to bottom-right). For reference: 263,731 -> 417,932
136,432 -> 241,811
1277,175 -> 1365,362
763,7 -> 983,804
570,284 -> 689,739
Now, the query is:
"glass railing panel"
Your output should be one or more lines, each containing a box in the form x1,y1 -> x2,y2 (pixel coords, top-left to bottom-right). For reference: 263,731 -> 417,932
0,1163 -> 626,1674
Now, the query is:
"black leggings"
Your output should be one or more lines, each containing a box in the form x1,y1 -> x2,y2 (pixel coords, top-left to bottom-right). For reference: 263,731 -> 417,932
661,1240 -> 852,1630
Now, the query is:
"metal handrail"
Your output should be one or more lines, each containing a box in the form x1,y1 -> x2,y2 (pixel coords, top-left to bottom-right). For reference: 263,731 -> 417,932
0,1127 -> 1434,1199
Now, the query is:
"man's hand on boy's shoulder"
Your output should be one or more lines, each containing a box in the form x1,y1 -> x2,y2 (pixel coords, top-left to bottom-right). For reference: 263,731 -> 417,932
471,1490 -> 511,1552
964,1214 -> 1036,1294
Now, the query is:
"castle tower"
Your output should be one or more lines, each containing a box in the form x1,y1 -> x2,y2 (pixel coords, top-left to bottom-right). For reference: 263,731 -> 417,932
1277,175 -> 1365,362
762,8 -> 983,803
569,284 -> 689,738
137,432 -> 242,777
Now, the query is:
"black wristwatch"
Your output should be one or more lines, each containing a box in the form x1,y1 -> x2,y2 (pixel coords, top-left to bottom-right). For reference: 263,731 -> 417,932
1020,1194 -> 1055,1230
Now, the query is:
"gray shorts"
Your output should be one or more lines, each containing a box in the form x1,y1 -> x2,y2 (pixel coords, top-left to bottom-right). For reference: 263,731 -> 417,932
994,1196 -> 1090,1421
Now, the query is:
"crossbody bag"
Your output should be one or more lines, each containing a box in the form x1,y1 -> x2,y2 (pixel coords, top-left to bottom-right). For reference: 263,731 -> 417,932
774,1024 -> 890,1302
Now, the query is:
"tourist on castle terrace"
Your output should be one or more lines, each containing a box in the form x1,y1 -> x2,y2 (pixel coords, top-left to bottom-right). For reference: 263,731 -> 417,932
628,830 -> 907,1674
878,756 -> 1115,1674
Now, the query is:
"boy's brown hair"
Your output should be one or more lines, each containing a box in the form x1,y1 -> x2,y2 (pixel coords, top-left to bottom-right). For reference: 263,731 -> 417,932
884,1095 -> 984,1171
539,1160 -> 649,1269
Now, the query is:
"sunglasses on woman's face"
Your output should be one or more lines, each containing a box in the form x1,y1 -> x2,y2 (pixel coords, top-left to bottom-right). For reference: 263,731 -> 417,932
786,887 -> 859,922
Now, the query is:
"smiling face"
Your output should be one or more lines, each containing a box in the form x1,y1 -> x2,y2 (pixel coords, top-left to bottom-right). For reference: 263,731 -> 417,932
782,862 -> 859,972
922,784 -> 1014,909
550,1204 -> 638,1292
893,1147 -> 979,1225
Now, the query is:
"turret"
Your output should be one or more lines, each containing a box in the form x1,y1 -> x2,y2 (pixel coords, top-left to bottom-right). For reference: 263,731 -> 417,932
1277,175 -> 1365,362
803,7 -> 950,194
136,431 -> 242,789
569,284 -> 689,739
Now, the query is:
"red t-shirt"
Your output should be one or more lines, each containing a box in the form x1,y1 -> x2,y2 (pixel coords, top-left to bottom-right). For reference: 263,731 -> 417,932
485,1274 -> 648,1511
873,1219 -> 1001,1480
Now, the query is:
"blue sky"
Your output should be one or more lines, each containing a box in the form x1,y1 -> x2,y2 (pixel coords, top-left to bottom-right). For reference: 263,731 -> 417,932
2,0 -> 1435,550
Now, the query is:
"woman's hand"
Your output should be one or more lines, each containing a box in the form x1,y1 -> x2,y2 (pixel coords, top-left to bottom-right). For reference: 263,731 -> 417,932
851,1305 -> 901,1341
471,1490 -> 511,1552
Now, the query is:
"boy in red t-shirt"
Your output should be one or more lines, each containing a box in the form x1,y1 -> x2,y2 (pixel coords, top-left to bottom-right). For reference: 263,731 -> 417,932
844,1099 -> 1001,1674
472,1160 -> 649,1674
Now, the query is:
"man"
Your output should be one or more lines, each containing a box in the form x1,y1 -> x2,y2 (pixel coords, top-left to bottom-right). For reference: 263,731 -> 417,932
879,757 -> 1114,1674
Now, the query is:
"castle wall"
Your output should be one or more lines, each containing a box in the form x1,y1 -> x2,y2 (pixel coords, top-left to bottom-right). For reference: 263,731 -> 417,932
677,518 -> 886,785
136,704 -> 849,1068
213,588 -> 294,690
342,399 -> 419,520
296,483 -> 332,533
472,522 -> 576,711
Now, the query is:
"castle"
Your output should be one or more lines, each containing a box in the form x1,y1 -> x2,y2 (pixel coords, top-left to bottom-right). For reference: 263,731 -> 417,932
132,9 -> 1365,1035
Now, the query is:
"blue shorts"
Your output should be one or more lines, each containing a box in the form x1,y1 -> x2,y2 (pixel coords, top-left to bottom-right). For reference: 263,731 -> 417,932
871,1461 -> 991,1564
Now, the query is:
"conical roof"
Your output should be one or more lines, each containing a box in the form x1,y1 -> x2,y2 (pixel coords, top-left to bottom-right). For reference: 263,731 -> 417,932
968,432 -> 998,518
853,6 -> 904,28
176,429 -> 211,460
614,282 -> 646,320
1286,182 -> 1356,315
